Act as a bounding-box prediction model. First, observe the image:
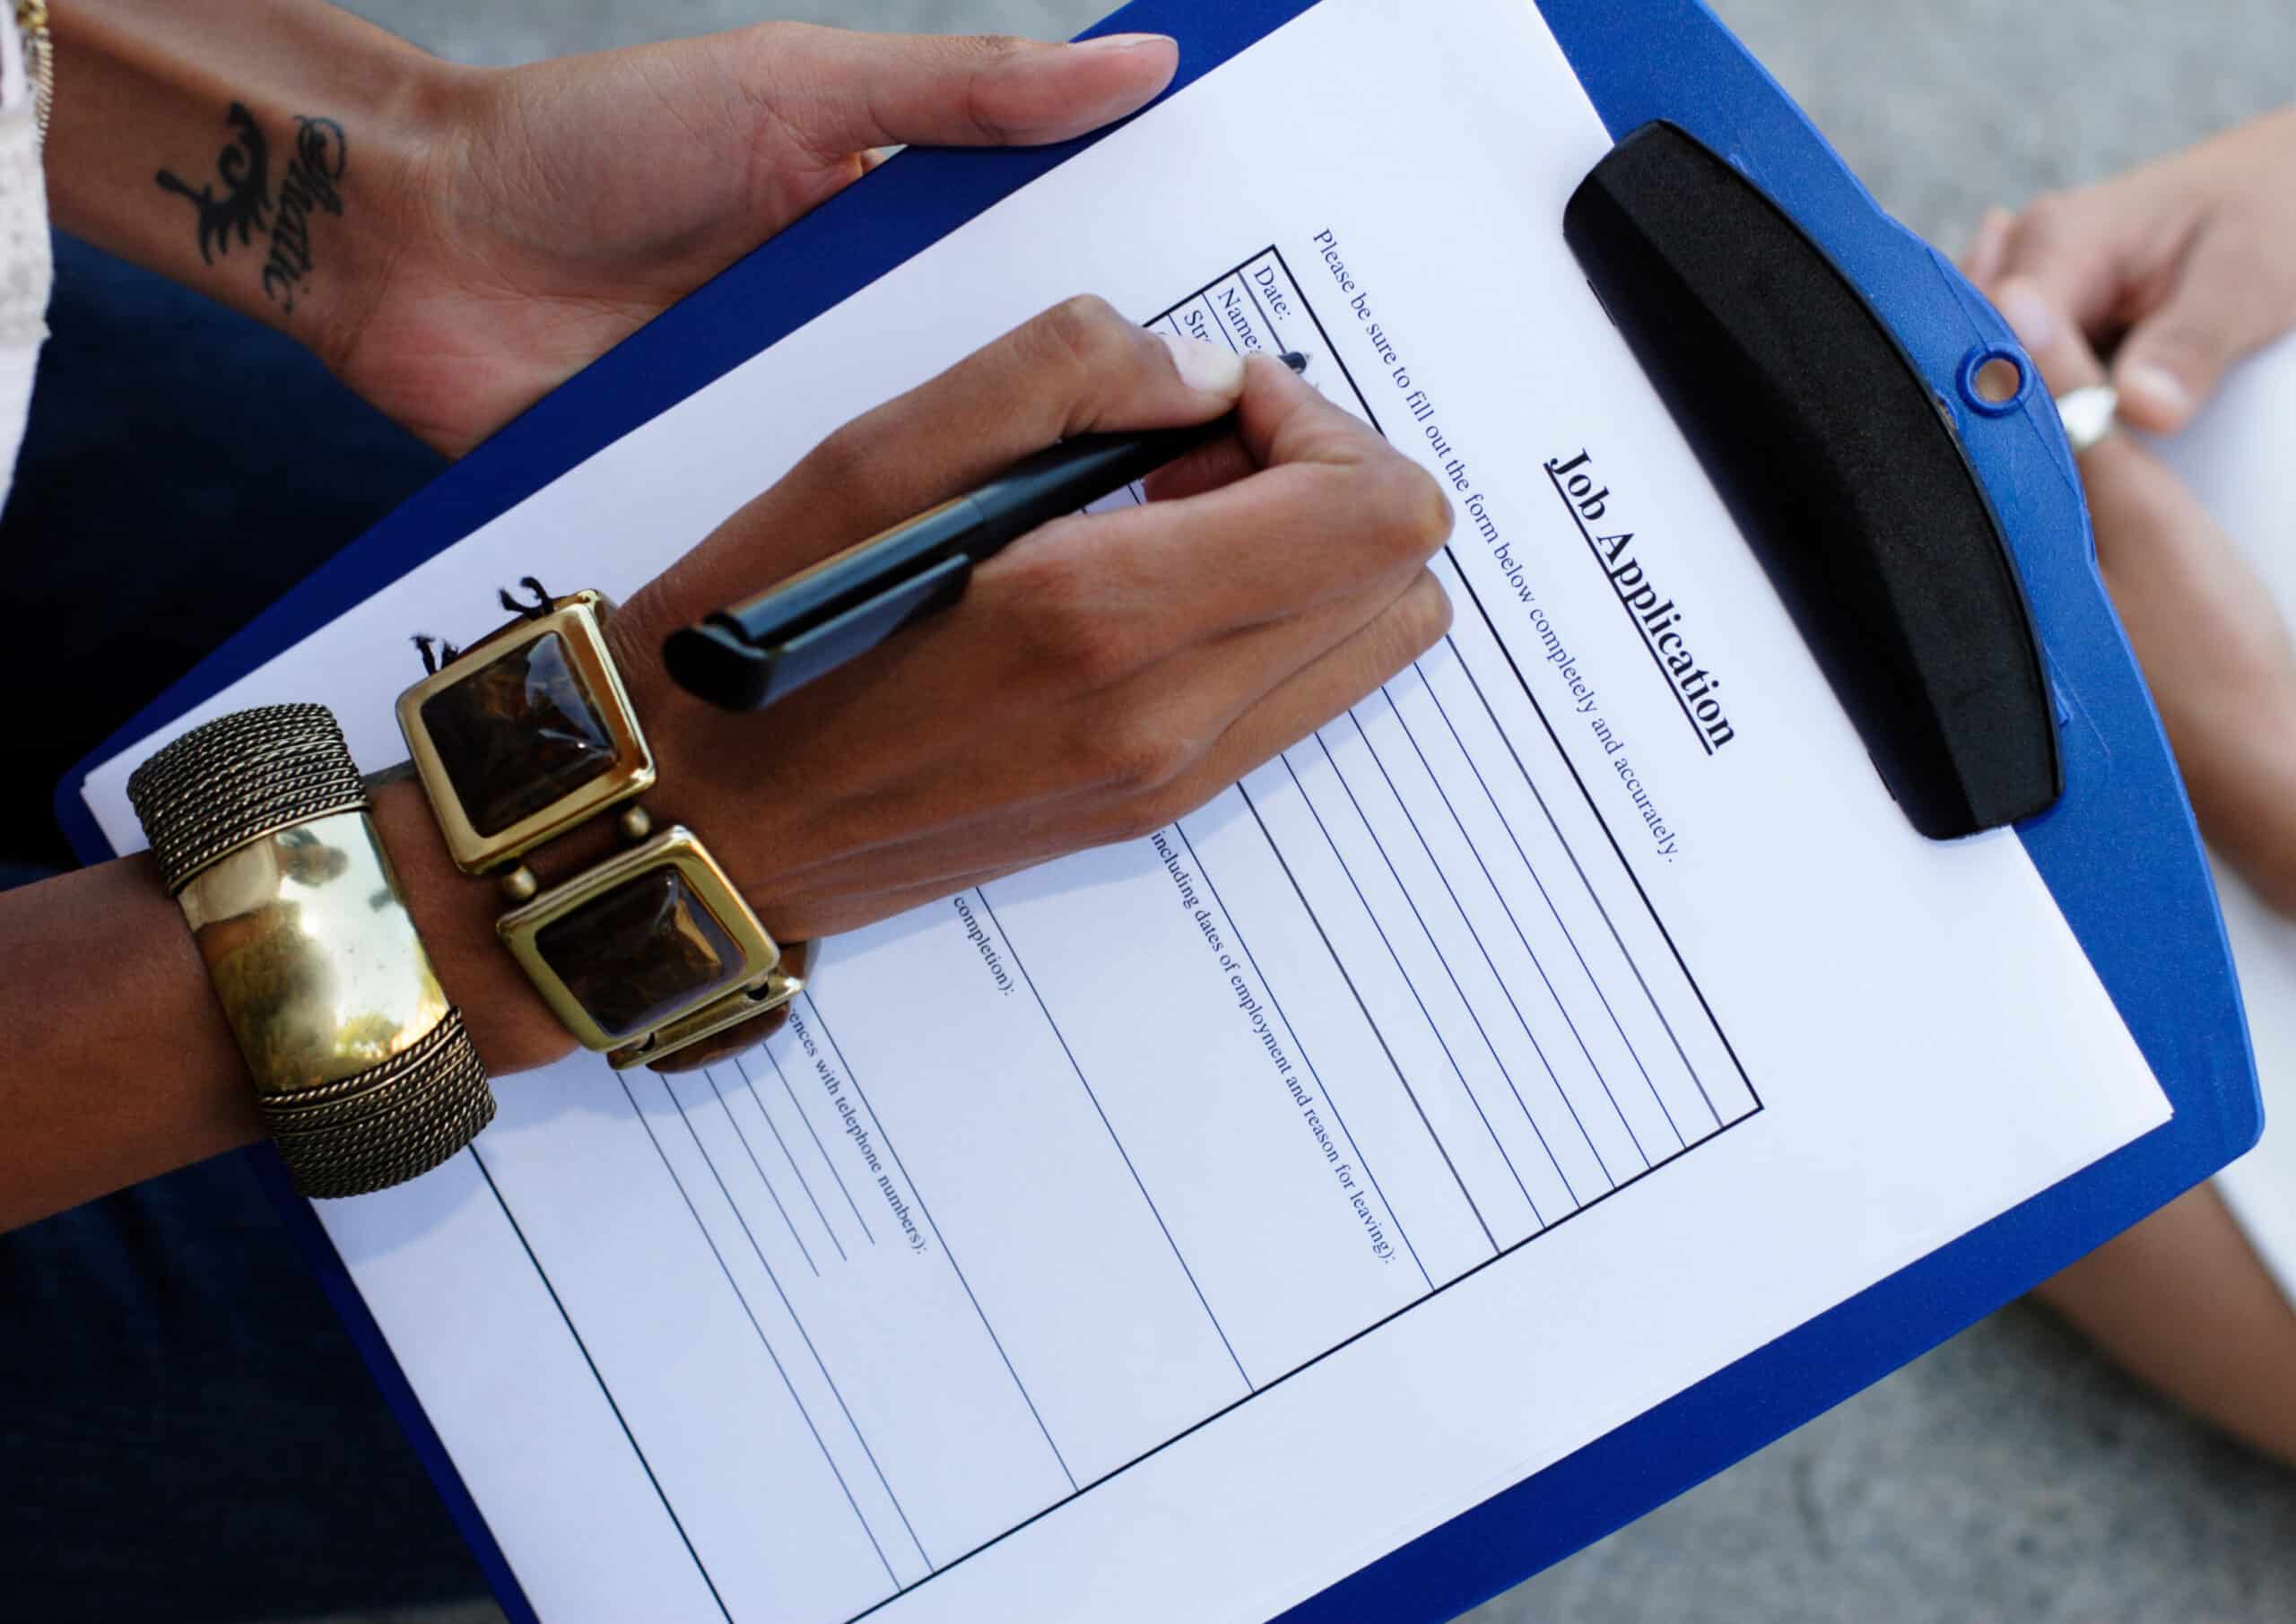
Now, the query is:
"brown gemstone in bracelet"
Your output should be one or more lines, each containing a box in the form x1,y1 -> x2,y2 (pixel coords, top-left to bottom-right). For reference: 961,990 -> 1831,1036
419,630 -> 620,838
497,824 -> 785,1062
396,591 -> 655,876
533,864 -> 748,1042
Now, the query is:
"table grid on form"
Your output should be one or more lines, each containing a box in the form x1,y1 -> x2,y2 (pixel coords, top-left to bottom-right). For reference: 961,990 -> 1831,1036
1142,247 -> 1757,1239
470,248 -> 1762,1623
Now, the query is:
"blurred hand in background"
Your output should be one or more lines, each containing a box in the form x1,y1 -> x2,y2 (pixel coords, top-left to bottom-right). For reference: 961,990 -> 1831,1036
1966,106 -> 2296,435
1990,274 -> 2296,914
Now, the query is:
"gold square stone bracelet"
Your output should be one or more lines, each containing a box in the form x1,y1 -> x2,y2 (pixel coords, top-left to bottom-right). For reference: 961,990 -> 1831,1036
396,586 -> 802,1072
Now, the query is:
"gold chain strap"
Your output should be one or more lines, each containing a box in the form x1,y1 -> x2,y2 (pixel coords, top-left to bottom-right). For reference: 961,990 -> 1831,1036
13,0 -> 48,142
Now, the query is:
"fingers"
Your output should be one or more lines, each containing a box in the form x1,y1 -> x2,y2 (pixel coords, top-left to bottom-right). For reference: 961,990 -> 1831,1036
1972,167 -> 2296,435
1178,570 -> 1456,806
1992,275 -> 2164,505
1140,428 -> 1255,503
743,24 -> 1177,155
1973,192 -> 2142,342
1064,551 -> 1447,799
775,572 -> 1448,937
842,437 -> 1444,836
1994,277 -> 2109,397
762,569 -> 1455,911
2112,221 -> 2295,432
1227,350 -> 1382,470
804,301 -> 1244,521
1982,194 -> 2190,422
621,298 -> 1456,950
626,299 -> 1243,636
975,358 -> 1448,658
1991,277 -> 2223,588
1138,356 -> 1369,501
1962,205 -> 2014,287
740,432 -> 1450,893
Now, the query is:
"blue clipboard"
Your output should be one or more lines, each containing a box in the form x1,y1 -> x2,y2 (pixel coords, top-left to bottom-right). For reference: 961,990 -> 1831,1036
57,2 -> 2259,1620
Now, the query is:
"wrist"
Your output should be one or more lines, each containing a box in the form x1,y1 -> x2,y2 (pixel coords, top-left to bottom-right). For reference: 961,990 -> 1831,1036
47,2 -> 473,369
2158,669 -> 2296,899
301,52 -> 480,386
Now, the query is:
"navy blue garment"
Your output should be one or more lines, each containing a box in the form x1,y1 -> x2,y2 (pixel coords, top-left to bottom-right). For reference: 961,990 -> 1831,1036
11,236 -> 445,867
0,236 -> 491,1620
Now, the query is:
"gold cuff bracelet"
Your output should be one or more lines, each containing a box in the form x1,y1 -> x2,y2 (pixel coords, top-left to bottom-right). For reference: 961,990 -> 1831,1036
127,703 -> 493,1198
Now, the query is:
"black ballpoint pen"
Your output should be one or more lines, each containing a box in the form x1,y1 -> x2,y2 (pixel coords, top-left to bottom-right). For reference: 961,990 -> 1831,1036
665,348 -> 1311,712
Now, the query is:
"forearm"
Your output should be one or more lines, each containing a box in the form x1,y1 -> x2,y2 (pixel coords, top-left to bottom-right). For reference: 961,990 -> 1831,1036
0,851 -> 257,1229
46,0 -> 458,369
2172,705 -> 2296,916
0,773 -> 569,1233
2126,640 -> 2296,914
2087,444 -> 2296,914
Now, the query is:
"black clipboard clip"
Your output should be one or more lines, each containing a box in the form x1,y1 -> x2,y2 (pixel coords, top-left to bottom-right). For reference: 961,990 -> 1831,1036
1564,122 -> 2062,841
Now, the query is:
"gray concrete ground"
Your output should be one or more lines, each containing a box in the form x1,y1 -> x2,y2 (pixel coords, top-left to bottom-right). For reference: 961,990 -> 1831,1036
330,2 -> 2296,1620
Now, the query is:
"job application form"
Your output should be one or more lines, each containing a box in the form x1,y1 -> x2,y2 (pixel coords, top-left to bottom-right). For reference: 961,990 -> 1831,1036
80,2 -> 2171,1620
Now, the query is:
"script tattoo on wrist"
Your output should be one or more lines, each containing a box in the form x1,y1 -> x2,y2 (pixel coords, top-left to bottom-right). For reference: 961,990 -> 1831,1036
155,103 -> 349,315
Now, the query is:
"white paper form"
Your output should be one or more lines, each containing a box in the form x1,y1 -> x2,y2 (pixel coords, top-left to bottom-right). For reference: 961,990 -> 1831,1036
78,3 -> 2172,1620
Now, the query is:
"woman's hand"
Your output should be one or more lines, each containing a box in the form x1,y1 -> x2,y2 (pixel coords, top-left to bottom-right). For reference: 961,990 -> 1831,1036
49,4 -> 1175,458
1989,276 -> 2296,911
385,298 -> 1455,1072
342,27 -> 1178,456
1965,106 -> 2296,433
612,297 -> 1455,936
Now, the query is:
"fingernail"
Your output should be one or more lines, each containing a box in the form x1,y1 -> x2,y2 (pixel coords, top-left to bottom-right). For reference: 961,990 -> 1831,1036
1074,31 -> 1175,51
1996,281 -> 2057,352
2120,360 -> 2194,424
1158,330 -> 1245,397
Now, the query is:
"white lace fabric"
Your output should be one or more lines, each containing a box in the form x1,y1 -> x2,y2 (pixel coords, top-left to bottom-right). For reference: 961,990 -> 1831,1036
0,11 -> 50,508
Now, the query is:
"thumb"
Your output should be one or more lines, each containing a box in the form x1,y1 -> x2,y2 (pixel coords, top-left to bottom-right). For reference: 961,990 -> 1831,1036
2113,223 -> 2286,434
744,26 -> 1178,155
